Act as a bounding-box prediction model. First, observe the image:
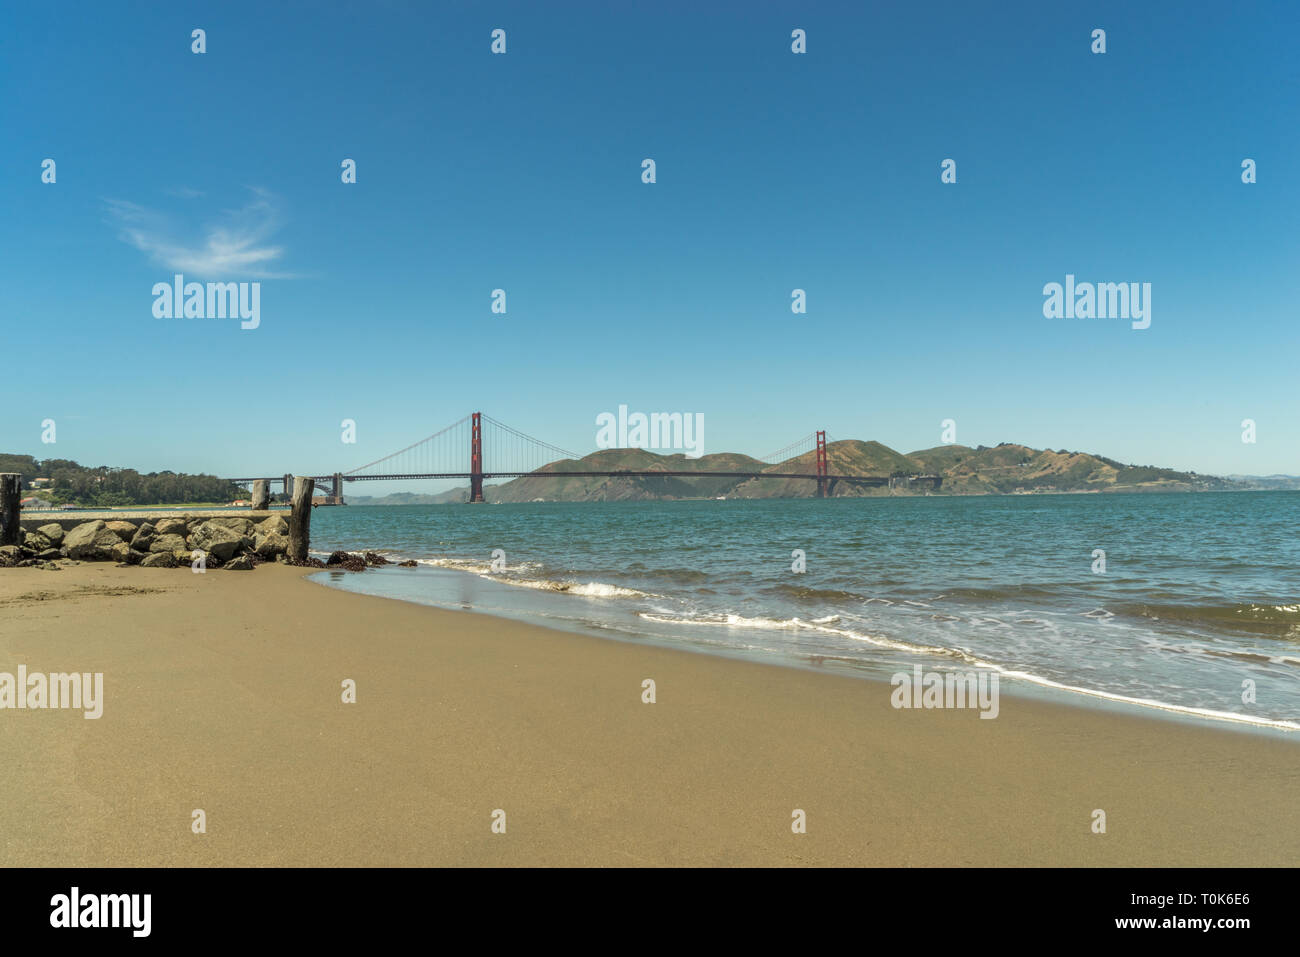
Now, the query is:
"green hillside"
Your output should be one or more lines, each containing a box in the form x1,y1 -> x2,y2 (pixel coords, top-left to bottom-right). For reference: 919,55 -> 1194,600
904,443 -> 1227,494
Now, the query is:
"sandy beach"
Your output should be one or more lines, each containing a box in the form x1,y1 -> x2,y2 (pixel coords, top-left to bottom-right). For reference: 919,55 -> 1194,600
1,562 -> 1296,867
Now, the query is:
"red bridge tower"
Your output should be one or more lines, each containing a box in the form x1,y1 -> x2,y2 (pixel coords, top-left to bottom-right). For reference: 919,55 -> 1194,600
815,431 -> 828,498
470,411 -> 485,503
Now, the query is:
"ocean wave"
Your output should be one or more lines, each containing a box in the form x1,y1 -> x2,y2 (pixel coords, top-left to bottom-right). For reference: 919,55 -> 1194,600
638,612 -> 823,631
483,574 -> 650,599
360,554 -> 653,599
1119,601 -> 1300,637
766,583 -> 868,602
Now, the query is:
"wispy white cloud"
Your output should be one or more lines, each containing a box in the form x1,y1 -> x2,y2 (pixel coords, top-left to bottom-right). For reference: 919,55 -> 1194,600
105,188 -> 295,279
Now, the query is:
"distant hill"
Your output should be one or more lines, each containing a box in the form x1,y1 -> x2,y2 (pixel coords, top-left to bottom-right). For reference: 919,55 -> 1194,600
348,440 -> 1247,503
728,440 -> 921,499
490,449 -> 770,502
905,443 -> 1229,495
347,491 -> 461,506
1222,474 -> 1300,490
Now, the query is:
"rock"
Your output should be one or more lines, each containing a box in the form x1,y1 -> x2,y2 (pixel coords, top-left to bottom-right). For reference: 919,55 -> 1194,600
154,517 -> 188,536
64,521 -> 125,560
105,520 -> 139,542
0,545 -> 21,567
225,555 -> 254,571
364,551 -> 390,566
36,548 -> 61,561
149,533 -> 187,554
255,515 -> 288,537
397,560 -> 418,567
130,522 -> 156,551
207,517 -> 253,536
253,531 -> 289,558
110,542 -> 130,563
140,551 -> 177,568
326,551 -> 367,571
37,523 -> 65,546
189,522 -> 249,562
63,520 -> 105,554
125,550 -> 146,565
24,530 -> 49,549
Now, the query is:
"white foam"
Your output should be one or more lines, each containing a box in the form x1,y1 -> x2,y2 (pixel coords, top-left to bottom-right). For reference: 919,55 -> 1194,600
803,621 -> 1300,732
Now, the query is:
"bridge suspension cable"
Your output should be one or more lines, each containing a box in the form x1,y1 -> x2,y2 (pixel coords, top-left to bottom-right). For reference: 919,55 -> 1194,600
758,432 -> 819,464
481,414 -> 580,466
343,414 -> 472,476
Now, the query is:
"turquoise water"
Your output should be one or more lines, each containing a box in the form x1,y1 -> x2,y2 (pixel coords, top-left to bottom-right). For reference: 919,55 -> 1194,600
307,492 -> 1300,731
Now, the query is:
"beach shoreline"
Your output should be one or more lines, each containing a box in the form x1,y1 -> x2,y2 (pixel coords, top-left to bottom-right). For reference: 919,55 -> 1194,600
2,562 -> 1296,867
309,560 -> 1300,741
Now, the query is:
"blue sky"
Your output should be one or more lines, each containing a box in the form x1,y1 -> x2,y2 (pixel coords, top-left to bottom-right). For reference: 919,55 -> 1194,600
2,0 -> 1297,493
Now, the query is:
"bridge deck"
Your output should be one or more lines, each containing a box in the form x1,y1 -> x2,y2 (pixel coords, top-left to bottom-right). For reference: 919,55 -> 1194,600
226,471 -> 942,484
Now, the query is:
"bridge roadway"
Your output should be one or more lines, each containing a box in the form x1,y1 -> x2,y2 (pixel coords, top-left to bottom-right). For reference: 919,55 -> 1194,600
225,471 -> 942,486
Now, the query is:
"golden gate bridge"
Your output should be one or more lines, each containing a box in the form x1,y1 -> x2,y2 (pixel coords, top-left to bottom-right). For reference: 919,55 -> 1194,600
224,412 -> 941,503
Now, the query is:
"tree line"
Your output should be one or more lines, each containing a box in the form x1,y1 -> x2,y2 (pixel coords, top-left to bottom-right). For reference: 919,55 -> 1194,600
0,453 -> 246,507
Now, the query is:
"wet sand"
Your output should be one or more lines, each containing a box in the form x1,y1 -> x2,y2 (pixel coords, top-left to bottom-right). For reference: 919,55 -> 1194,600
1,563 -> 1296,866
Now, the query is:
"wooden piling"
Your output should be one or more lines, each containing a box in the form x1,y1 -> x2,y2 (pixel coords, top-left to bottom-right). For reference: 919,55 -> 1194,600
251,479 -> 270,510
0,473 -> 21,546
287,476 -> 314,561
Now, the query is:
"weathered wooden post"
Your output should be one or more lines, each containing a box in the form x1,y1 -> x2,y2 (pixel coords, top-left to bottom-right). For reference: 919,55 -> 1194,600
0,473 -> 21,546
251,479 -> 270,510
287,475 -> 315,561
282,473 -> 292,504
